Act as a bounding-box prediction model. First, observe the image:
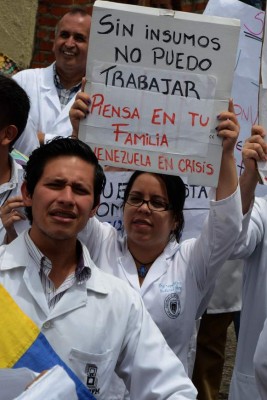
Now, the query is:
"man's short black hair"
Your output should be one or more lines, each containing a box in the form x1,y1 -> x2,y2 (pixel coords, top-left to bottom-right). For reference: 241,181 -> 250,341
0,74 -> 30,150
24,136 -> 106,224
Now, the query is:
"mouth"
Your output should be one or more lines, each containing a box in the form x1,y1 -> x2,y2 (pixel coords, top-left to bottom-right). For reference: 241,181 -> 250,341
50,210 -> 76,221
132,219 -> 152,227
62,50 -> 76,57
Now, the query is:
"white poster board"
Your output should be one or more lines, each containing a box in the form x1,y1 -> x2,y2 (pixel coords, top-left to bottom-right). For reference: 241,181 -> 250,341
96,1 -> 265,239
80,0 -> 240,187
205,0 -> 265,196
257,13 -> 267,183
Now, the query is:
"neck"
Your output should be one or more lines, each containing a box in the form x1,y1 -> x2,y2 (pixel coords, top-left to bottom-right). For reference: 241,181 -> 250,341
0,153 -> 11,185
131,253 -> 155,267
55,65 -> 83,89
29,230 -> 78,285
128,241 -> 164,267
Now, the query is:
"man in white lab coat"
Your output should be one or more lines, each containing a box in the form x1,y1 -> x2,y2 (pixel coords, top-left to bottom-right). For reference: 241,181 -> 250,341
13,6 -> 91,156
0,136 -> 197,400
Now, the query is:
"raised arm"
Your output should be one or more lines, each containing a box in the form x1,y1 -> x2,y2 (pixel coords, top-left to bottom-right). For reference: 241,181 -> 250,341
240,125 -> 267,214
215,99 -> 239,201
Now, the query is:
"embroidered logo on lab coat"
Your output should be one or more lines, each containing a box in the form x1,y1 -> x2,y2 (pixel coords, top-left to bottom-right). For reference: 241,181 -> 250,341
159,281 -> 182,293
85,364 -> 100,395
164,293 -> 181,319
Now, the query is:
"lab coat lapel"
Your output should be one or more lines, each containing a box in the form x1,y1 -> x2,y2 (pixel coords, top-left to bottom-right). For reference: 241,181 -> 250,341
40,64 -> 61,117
40,64 -> 75,128
23,262 -> 50,317
120,253 -> 141,292
140,254 -> 168,295
49,283 -> 87,320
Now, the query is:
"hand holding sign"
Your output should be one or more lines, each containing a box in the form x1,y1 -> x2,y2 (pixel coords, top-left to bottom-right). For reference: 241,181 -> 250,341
216,99 -> 240,155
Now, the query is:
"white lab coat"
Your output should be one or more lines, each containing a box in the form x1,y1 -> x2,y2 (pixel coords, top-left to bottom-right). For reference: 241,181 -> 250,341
79,186 -> 242,374
254,318 -> 267,400
229,196 -> 267,400
0,157 -> 28,243
0,233 -> 197,400
1,366 -> 78,400
13,63 -> 75,156
182,209 -> 243,315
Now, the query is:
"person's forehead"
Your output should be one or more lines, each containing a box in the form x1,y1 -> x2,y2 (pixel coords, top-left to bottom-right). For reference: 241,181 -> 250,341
57,13 -> 91,34
42,156 -> 95,179
131,173 -> 167,193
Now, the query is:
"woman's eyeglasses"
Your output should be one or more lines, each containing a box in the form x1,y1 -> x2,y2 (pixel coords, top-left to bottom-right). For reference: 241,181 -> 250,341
126,194 -> 172,212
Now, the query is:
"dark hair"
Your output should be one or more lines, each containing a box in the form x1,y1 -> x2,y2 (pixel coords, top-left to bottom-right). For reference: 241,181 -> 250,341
0,74 -> 30,150
123,170 -> 185,242
24,136 -> 106,223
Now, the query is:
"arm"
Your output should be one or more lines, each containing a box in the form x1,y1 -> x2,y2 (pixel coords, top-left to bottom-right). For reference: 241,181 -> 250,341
116,290 -> 197,399
215,99 -> 239,200
240,125 -> 267,214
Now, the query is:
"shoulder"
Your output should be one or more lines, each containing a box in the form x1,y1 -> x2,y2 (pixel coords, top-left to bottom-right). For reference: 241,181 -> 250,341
252,197 -> 267,221
13,63 -> 54,85
0,234 -> 29,270
82,244 -> 142,307
254,196 -> 267,208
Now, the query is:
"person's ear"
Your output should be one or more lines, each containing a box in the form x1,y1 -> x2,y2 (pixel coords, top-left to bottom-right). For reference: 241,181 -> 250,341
21,181 -> 32,207
89,203 -> 99,218
0,125 -> 18,146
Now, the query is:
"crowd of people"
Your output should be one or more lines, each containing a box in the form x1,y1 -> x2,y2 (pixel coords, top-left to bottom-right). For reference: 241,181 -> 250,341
1,2 -> 267,400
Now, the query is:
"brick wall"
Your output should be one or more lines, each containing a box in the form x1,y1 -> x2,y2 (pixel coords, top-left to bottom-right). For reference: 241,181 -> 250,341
31,0 -> 208,68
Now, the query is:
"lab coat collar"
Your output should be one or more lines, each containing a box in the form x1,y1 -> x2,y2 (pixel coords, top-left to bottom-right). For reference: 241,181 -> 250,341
118,235 -> 181,294
0,232 -> 32,269
0,234 -> 110,318
42,63 -> 56,90
0,234 -> 110,296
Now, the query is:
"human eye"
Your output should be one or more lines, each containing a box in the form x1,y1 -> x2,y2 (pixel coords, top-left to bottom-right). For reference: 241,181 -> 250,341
72,184 -> 90,195
59,31 -> 70,39
150,198 -> 168,210
74,33 -> 86,42
45,181 -> 64,190
128,194 -> 142,205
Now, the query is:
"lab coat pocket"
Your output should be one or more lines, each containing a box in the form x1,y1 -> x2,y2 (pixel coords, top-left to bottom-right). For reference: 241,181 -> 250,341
229,370 -> 260,400
69,348 -> 114,400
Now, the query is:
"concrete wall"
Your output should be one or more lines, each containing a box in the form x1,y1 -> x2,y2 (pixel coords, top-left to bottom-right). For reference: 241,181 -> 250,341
0,0 -> 209,70
0,0 -> 38,69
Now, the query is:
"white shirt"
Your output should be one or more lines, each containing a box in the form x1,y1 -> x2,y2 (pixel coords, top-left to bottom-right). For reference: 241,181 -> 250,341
79,186 -> 242,372
0,157 -> 28,243
13,63 -> 76,156
254,317 -> 267,400
0,233 -> 197,400
229,196 -> 267,400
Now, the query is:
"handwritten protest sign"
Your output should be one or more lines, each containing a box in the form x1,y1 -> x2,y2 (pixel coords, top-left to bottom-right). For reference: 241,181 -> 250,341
79,0 -> 240,187
205,0 -> 265,197
95,1 -> 265,238
96,171 -> 131,229
256,12 -> 267,183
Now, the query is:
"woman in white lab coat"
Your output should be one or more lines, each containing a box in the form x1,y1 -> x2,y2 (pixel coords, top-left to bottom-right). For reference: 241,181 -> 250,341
72,91 -> 242,371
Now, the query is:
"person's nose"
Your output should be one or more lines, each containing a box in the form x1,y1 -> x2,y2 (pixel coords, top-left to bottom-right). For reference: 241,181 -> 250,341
65,35 -> 75,47
58,185 -> 75,205
138,200 -> 151,213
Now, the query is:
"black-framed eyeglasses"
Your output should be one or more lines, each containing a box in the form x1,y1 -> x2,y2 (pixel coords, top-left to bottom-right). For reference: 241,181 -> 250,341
126,194 -> 173,212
